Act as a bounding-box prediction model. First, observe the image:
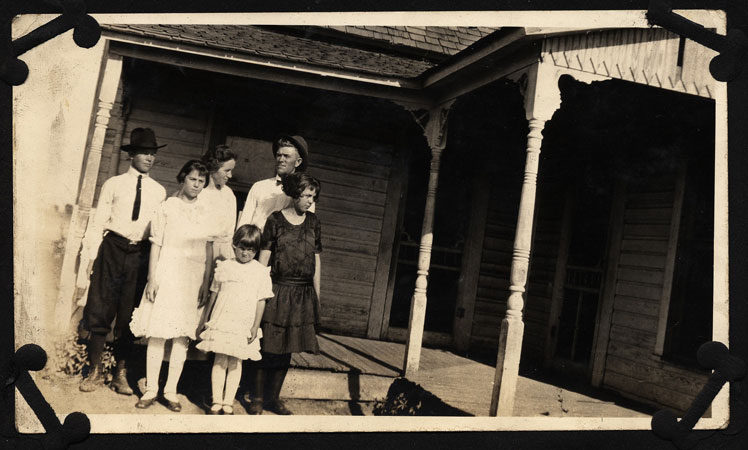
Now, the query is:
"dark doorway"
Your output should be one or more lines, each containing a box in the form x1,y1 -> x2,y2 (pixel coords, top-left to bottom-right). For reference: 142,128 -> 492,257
552,178 -> 613,375
387,142 -> 471,337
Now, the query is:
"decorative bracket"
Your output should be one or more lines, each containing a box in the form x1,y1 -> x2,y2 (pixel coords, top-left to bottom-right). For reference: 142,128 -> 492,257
399,99 -> 456,152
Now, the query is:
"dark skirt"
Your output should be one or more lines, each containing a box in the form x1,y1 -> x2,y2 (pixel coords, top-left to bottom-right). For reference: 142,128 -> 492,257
260,278 -> 320,355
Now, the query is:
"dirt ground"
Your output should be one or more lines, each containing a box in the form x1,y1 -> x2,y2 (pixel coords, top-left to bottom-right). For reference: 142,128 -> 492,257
33,360 -> 378,417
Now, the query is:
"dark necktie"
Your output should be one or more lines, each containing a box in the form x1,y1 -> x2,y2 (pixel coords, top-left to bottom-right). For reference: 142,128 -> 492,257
132,175 -> 142,221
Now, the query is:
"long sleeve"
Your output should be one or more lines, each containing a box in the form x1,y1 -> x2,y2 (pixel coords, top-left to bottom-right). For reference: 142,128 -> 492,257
80,178 -> 115,260
236,185 -> 258,229
224,189 -> 237,240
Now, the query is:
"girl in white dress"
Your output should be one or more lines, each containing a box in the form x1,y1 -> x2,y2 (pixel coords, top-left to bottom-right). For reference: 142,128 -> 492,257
197,224 -> 273,415
130,160 -> 214,412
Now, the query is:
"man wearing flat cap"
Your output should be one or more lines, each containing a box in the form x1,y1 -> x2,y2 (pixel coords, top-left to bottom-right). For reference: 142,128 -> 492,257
236,134 -> 314,232
77,127 -> 167,394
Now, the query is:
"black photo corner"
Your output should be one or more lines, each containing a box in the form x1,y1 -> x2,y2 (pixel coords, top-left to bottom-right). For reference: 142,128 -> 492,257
2,1 -> 748,449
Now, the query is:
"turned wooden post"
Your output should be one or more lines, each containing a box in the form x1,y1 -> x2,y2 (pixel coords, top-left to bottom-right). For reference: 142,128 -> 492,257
53,52 -> 124,333
403,102 -> 453,378
490,62 -> 561,416
107,89 -> 127,179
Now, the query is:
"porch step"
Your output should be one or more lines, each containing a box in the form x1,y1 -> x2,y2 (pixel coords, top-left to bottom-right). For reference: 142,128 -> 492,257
280,368 -> 394,402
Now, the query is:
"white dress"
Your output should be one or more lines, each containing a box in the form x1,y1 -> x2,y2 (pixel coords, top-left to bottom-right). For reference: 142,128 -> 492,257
130,196 -> 212,340
196,259 -> 274,360
198,183 -> 237,261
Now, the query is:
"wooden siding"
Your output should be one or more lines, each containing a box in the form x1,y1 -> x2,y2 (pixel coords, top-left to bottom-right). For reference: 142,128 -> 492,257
94,94 -> 211,204
305,135 -> 393,337
470,172 -> 521,349
522,185 -> 565,363
601,178 -> 709,413
470,176 -> 562,363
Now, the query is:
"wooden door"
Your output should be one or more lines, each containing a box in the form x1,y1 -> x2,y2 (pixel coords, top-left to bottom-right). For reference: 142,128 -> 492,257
549,181 -> 613,377
383,144 -> 471,346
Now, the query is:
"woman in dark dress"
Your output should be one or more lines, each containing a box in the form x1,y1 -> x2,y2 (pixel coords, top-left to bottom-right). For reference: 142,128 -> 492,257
250,172 -> 322,415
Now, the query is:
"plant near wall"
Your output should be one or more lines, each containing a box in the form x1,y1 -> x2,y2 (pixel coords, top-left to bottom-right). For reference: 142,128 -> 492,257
54,332 -> 116,382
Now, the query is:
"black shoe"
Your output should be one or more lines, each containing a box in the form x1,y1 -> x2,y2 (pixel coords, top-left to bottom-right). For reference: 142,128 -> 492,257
79,367 -> 104,392
264,399 -> 292,415
110,362 -> 133,396
247,398 -> 264,415
164,394 -> 182,412
135,393 -> 157,409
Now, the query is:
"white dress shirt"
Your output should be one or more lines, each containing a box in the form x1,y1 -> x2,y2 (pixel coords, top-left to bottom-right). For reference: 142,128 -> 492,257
80,166 -> 167,260
236,175 -> 315,231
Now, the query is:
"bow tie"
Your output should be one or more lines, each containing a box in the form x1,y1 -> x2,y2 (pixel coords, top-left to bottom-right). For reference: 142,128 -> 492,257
276,179 -> 282,186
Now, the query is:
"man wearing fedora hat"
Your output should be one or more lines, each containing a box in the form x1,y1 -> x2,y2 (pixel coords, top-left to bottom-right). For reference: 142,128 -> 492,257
76,127 -> 167,394
236,134 -> 313,232
236,134 -> 313,415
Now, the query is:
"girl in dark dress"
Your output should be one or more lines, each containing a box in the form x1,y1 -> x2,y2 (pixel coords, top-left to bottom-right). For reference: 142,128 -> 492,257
250,172 -> 322,415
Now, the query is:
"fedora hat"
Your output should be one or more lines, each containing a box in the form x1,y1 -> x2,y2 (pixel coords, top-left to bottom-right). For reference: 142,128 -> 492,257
121,128 -> 166,153
273,134 -> 309,172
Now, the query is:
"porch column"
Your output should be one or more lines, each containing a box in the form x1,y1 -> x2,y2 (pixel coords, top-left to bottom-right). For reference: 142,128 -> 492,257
490,62 -> 561,416
403,101 -> 453,378
107,89 -> 127,178
53,52 -> 124,334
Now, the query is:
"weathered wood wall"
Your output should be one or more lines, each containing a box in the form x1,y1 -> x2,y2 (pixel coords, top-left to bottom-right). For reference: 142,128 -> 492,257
470,158 -> 564,365
523,184 -> 565,364
94,93 -> 210,204
304,134 -> 394,336
470,179 -> 516,349
602,175 -> 709,412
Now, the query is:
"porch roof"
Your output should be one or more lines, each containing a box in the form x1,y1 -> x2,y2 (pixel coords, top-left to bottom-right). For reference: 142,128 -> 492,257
102,24 -> 497,80
100,24 -> 715,111
320,25 -> 498,56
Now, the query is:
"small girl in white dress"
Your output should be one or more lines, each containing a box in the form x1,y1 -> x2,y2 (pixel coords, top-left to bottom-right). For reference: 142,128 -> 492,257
196,224 -> 274,415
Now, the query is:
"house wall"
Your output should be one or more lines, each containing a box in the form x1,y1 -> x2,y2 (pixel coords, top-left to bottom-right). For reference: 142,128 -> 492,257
13,19 -> 109,351
469,160 -> 564,365
304,134 -> 394,336
523,181 -> 565,364
470,178 -> 516,350
601,175 -> 709,413
93,91 -> 211,204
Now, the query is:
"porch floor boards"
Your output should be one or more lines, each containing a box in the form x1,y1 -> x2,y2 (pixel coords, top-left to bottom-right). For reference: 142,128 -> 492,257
292,333 -> 403,377
290,332 -> 653,417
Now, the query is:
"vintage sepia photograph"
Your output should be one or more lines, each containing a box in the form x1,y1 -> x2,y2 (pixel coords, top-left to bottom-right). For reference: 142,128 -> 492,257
12,10 -> 729,433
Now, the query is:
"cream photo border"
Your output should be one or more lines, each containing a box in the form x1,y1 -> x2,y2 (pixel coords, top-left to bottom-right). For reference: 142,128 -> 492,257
13,9 -> 729,433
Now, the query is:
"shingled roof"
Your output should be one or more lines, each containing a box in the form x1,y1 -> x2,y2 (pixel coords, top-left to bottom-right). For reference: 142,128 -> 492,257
102,24 -> 498,80
322,26 -> 498,56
